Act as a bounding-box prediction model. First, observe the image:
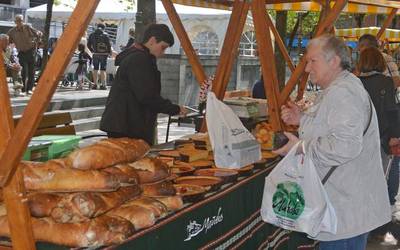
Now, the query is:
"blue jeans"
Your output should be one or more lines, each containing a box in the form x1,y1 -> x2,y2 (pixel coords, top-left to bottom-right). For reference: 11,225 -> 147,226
319,233 -> 369,250
388,156 -> 400,205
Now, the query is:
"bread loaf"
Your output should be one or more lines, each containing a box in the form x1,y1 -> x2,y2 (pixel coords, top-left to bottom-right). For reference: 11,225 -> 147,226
0,215 -> 134,247
141,180 -> 176,197
102,165 -> 140,185
22,160 -> 120,192
124,157 -> 170,184
155,196 -> 184,212
108,204 -> 156,230
67,138 -> 149,170
125,197 -> 168,218
28,186 -> 141,223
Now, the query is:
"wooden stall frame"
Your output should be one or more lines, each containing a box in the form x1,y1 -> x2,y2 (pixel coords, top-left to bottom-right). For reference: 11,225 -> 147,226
0,0 -> 100,249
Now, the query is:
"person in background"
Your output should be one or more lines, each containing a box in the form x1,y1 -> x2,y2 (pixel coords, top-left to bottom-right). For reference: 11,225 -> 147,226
74,43 -> 92,90
120,27 -> 135,51
100,24 -> 187,145
358,34 -> 400,223
358,47 -> 400,244
0,33 -> 23,96
252,74 -> 266,99
88,23 -> 111,90
7,14 -> 41,95
274,34 -> 390,249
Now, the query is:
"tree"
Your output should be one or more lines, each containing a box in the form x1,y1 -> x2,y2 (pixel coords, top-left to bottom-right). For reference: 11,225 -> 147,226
135,0 -> 155,42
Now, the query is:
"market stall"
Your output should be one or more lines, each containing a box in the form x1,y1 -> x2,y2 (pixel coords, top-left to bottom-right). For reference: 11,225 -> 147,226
1,0 -> 400,249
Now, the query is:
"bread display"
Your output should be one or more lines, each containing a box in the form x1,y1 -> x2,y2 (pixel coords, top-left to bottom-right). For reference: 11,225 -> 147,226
28,186 -> 141,223
154,196 -> 184,212
108,204 -> 156,230
22,160 -> 121,192
0,215 -> 134,247
141,180 -> 176,197
125,157 -> 170,184
67,138 -> 150,170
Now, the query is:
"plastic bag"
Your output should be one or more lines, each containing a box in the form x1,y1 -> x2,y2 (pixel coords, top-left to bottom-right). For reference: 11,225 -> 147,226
260,143 -> 337,237
206,92 -> 261,169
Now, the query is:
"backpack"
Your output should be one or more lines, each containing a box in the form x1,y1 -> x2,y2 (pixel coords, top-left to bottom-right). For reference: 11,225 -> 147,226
92,32 -> 110,54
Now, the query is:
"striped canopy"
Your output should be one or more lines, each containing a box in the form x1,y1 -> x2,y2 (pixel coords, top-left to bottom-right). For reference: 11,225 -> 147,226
335,27 -> 400,41
171,0 -> 400,14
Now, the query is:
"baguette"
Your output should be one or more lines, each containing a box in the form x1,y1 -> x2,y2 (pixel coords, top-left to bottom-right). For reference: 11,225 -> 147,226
22,160 -> 120,192
125,157 -> 170,184
141,180 -> 176,197
108,204 -> 156,230
28,186 -> 141,223
67,138 -> 149,170
102,165 -> 140,185
125,197 -> 168,218
0,215 -> 134,247
154,196 -> 184,212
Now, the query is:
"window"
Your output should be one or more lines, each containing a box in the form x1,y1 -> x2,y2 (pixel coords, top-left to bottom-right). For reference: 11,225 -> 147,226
239,31 -> 257,56
192,31 -> 219,55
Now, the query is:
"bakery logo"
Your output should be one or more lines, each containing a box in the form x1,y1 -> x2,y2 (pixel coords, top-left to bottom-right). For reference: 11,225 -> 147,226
231,128 -> 246,136
184,207 -> 223,241
272,181 -> 305,220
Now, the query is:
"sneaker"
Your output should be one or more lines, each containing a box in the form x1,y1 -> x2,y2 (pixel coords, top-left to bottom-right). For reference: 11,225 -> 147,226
26,90 -> 32,95
75,85 -> 83,91
91,85 -> 98,90
381,232 -> 398,246
100,85 -> 107,90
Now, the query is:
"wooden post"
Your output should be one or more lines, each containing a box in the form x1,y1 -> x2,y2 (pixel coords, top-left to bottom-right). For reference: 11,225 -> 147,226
0,0 -> 100,187
0,57 -> 35,249
377,8 -> 398,39
251,0 -> 283,131
265,14 -> 295,73
161,0 -> 207,85
211,0 -> 250,100
279,0 -> 347,105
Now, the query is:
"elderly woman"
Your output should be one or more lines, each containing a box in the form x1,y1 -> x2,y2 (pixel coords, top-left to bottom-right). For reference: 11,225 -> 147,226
274,34 -> 390,249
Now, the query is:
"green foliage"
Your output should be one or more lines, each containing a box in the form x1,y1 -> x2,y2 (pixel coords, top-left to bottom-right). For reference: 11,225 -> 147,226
269,10 -> 320,37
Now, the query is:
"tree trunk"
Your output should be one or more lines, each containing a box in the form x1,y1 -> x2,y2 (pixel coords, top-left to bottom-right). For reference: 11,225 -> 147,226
41,0 -> 54,71
135,0 -> 156,42
275,11 -> 287,90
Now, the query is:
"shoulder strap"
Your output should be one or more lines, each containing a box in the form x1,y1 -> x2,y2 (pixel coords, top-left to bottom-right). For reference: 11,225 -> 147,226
321,98 -> 373,185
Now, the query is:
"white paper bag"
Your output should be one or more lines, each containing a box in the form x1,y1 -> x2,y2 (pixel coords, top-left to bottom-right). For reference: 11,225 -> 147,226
260,143 -> 337,237
206,92 -> 261,169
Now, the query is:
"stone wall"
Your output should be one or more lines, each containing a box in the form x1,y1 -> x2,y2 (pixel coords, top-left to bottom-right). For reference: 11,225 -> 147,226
158,54 -> 260,107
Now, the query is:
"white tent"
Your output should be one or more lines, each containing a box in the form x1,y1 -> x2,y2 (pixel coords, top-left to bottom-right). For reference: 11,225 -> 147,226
26,0 -> 253,54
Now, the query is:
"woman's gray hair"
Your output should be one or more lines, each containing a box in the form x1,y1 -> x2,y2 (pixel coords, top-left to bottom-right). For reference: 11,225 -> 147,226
0,34 -> 9,40
307,34 -> 352,70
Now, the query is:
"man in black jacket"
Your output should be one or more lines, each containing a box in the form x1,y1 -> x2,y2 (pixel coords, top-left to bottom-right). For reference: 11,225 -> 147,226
100,24 -> 187,145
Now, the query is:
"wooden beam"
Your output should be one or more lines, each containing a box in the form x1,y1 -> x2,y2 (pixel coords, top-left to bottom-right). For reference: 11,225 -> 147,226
251,0 -> 283,131
296,73 -> 309,101
265,13 -> 295,73
211,0 -> 250,100
0,0 -> 100,187
279,0 -> 347,104
161,0 -> 207,85
0,57 -> 35,249
377,8 -> 398,39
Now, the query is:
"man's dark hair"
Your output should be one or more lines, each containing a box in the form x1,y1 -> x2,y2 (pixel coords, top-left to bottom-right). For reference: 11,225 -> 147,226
142,24 -> 174,47
97,23 -> 105,30
358,34 -> 379,48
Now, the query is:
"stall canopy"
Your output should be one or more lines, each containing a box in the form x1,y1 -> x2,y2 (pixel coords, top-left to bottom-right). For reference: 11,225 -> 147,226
26,0 -> 134,22
336,26 -> 400,41
172,0 -> 400,14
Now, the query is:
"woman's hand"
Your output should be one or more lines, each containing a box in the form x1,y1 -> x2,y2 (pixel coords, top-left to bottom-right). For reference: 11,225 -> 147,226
272,132 -> 300,156
281,101 -> 301,126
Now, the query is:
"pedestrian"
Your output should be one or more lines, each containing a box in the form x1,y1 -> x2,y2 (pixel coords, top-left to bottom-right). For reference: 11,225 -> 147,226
274,34 -> 390,250
87,23 -> 111,90
7,14 -> 41,95
0,33 -> 23,96
100,24 -> 187,145
74,43 -> 92,90
120,27 -> 135,51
